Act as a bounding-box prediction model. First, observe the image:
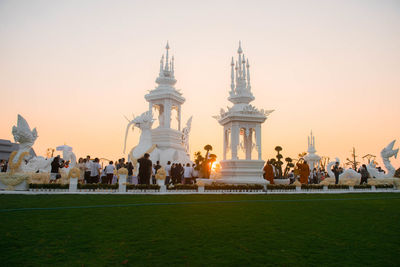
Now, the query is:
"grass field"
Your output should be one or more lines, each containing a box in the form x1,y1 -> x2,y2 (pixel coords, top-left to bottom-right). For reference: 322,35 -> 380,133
0,193 -> 399,266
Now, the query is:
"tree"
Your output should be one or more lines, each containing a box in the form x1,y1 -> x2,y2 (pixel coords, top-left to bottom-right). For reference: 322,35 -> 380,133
204,145 -> 212,161
283,157 -> 294,177
194,145 -> 216,178
194,151 -> 205,171
274,146 -> 284,178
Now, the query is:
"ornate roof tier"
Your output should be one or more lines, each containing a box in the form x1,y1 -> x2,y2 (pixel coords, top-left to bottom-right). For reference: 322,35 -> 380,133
145,42 -> 185,104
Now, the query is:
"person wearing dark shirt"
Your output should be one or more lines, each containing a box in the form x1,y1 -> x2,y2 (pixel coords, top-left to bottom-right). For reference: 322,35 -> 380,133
332,162 -> 340,185
137,153 -> 152,185
127,162 -> 134,184
154,161 -> 161,174
360,164 -> 369,185
50,156 -> 61,183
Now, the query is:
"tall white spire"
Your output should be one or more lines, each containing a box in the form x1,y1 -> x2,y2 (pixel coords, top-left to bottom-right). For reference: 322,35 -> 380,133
230,57 -> 235,92
242,54 -> 246,81
246,59 -> 251,91
165,41 -> 170,71
155,41 -> 177,86
171,55 -> 175,78
159,55 -> 164,76
228,41 -> 254,104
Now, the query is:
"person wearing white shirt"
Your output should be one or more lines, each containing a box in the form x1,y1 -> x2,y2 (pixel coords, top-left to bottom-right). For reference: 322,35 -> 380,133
84,155 -> 92,184
165,161 -> 172,185
105,161 -> 115,184
183,163 -> 193,184
90,158 -> 101,183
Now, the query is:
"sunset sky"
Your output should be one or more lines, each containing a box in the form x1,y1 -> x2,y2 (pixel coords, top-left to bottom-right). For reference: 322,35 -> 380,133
1,0 -> 399,168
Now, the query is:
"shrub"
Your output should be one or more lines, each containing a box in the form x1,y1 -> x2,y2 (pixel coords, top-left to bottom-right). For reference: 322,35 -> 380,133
168,184 -> 198,190
78,184 -> 100,190
267,184 -> 296,190
98,184 -> 118,190
354,184 -> 371,189
126,184 -> 160,190
328,184 -> 349,190
205,183 -> 264,191
375,184 -> 394,189
29,183 -> 69,189
301,184 -> 323,190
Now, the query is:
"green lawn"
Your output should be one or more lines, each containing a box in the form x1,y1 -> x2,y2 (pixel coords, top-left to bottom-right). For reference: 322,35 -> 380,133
0,193 -> 399,266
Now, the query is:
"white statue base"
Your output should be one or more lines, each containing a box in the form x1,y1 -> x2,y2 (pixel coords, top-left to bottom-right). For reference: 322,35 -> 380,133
150,128 -> 191,165
69,178 -> 78,192
119,175 -> 127,192
216,160 -> 268,185
0,179 -> 29,191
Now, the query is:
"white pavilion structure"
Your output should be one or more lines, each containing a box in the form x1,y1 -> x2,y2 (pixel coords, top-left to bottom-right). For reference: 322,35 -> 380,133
304,131 -> 321,171
125,43 -> 192,166
214,42 -> 274,185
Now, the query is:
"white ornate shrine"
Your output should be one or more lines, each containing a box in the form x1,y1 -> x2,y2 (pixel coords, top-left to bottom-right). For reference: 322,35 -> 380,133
124,43 -> 192,166
214,42 -> 274,185
304,131 -> 321,171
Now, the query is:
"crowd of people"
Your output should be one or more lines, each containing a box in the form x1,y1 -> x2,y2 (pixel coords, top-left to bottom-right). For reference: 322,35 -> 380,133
49,153 -> 199,185
263,159 -> 374,185
1,153 -> 386,186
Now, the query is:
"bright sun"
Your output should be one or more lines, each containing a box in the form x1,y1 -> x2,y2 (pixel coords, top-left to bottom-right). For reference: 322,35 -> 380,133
211,161 -> 219,171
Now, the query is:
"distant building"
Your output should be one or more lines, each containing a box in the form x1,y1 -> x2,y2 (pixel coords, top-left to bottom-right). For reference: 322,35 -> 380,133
0,139 -> 36,161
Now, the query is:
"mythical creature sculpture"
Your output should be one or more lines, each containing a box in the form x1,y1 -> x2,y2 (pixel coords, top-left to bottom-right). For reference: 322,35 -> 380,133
182,116 -> 193,153
11,115 -> 37,164
366,140 -> 399,178
123,111 -> 156,163
9,115 -> 54,173
326,157 -> 361,180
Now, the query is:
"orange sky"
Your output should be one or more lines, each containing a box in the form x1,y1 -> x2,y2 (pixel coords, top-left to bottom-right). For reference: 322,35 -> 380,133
0,0 -> 399,169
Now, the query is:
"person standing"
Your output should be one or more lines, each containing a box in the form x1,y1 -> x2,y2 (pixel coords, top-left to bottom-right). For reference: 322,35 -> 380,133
90,158 -> 101,184
171,163 -> 177,184
165,161 -> 172,185
360,164 -> 369,185
127,162 -> 134,184
312,168 -> 318,184
154,161 -> 162,184
84,156 -> 92,184
105,161 -> 115,184
192,164 -> 199,183
297,160 -> 310,184
177,163 -> 184,184
76,158 -> 86,183
183,163 -> 193,184
138,153 -> 152,185
50,155 -> 61,183
332,162 -> 340,185
263,160 -> 274,184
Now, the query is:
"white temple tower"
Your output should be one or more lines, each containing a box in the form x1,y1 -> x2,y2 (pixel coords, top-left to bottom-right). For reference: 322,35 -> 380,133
304,131 -> 321,171
214,42 -> 274,185
144,42 -> 191,165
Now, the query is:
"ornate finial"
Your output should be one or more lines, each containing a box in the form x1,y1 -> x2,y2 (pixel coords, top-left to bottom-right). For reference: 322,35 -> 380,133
165,41 -> 170,71
237,41 -> 243,54
246,58 -> 251,91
